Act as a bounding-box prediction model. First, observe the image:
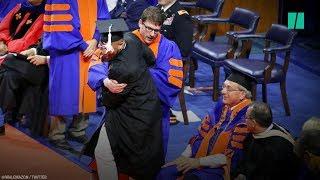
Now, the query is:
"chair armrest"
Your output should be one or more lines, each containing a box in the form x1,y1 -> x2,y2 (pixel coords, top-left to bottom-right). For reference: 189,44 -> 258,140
227,33 -> 265,40
192,13 -> 219,21
263,45 -> 291,53
180,1 -> 197,9
198,17 -> 229,24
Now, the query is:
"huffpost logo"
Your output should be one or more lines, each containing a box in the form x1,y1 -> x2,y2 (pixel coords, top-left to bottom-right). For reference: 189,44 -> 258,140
288,12 -> 304,29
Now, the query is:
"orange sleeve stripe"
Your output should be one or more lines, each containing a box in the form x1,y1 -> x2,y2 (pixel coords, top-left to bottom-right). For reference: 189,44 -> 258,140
232,135 -> 246,142
43,25 -> 73,32
231,141 -> 243,149
168,76 -> 182,88
168,69 -> 183,78
45,4 -> 71,11
169,58 -> 183,67
44,14 -> 73,22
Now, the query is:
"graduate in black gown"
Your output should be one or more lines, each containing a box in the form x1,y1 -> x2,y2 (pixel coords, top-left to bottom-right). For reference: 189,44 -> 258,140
234,102 -> 299,180
85,19 -> 164,180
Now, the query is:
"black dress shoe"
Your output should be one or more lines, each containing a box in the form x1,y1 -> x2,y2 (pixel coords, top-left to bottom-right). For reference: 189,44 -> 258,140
0,126 -> 5,136
49,139 -> 73,151
68,134 -> 89,144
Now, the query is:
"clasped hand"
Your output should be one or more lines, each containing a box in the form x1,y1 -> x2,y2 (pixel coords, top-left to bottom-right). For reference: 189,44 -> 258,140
162,156 -> 201,174
103,78 -> 127,93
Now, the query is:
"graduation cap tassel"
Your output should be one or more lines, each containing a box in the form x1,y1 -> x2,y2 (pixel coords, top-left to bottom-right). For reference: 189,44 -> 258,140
105,24 -> 114,52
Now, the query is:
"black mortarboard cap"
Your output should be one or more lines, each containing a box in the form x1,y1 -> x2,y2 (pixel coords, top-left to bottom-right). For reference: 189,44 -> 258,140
227,72 -> 253,92
97,18 -> 129,42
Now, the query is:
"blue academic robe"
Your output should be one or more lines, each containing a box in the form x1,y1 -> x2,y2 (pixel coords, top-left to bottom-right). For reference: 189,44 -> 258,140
43,0 -> 110,115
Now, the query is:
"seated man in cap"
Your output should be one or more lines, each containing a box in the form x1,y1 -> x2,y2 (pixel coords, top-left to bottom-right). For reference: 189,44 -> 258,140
86,18 -> 163,180
234,102 -> 298,180
157,72 -> 253,180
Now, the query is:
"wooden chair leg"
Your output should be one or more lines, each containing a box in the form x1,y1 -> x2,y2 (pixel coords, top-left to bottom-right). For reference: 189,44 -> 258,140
189,58 -> 195,88
262,83 -> 267,103
179,59 -> 189,125
280,80 -> 291,116
251,83 -> 257,101
178,90 -> 189,125
212,66 -> 220,101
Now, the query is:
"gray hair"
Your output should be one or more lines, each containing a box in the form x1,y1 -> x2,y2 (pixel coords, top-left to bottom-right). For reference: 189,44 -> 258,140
248,101 -> 273,128
237,84 -> 252,99
302,117 -> 320,131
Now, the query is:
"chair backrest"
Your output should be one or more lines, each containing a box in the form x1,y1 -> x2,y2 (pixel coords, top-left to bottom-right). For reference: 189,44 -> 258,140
196,0 -> 224,15
229,7 -> 260,33
265,24 -> 297,46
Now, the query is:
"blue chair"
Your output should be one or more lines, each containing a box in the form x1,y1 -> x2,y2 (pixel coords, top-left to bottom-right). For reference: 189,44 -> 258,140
190,7 -> 260,101
224,24 -> 297,115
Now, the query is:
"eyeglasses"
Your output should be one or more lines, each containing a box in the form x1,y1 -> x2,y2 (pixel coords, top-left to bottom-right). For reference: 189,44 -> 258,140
142,22 -> 161,34
222,84 -> 242,92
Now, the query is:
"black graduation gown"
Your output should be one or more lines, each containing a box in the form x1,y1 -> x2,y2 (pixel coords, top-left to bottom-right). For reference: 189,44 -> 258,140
0,43 -> 49,136
234,124 -> 299,180
85,33 -> 164,180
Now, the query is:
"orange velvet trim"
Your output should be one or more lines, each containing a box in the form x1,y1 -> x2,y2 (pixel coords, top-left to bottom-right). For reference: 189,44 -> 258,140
77,0 -> 97,113
195,127 -> 215,158
132,30 -> 161,58
44,14 -> 73,22
168,76 -> 182,88
169,58 -> 183,67
45,4 -> 70,11
168,69 -> 183,78
211,131 -> 232,154
230,99 -> 252,119
78,54 -> 96,113
43,24 -> 73,32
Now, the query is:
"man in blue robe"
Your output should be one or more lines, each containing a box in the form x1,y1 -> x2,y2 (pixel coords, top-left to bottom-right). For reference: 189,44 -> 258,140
43,0 -> 110,150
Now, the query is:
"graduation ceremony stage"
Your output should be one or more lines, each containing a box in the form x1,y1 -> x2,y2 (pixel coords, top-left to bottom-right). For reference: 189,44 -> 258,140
0,125 -> 95,180
0,34 -> 320,179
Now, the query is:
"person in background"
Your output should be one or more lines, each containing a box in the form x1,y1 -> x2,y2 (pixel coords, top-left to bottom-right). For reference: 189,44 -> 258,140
157,0 -> 193,125
0,0 -> 44,56
234,102 -> 298,180
295,117 -> 320,180
302,117 -> 320,131
0,0 -> 45,134
0,41 -> 49,136
158,72 -> 253,180
43,0 -> 110,151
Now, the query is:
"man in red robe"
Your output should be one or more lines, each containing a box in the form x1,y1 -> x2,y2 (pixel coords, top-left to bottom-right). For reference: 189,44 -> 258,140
0,0 -> 44,58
